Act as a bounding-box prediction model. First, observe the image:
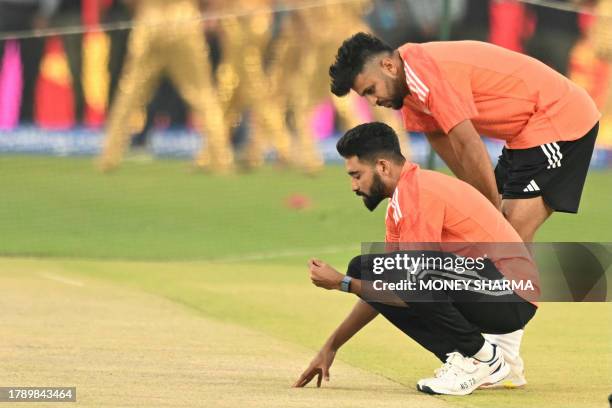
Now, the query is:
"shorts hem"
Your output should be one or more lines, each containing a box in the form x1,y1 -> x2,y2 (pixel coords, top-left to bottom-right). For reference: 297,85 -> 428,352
541,192 -> 579,214
501,192 -> 542,200
501,192 -> 579,213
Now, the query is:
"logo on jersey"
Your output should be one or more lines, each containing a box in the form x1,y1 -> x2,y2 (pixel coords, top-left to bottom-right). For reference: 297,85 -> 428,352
389,188 -> 403,225
404,62 -> 430,104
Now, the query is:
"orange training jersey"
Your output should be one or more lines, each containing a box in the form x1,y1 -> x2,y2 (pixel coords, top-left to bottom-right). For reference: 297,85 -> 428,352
398,41 -> 600,149
385,162 -> 522,243
385,162 -> 539,304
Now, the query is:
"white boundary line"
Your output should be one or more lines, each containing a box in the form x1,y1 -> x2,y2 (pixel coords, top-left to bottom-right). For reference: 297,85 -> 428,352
210,244 -> 359,263
39,272 -> 84,287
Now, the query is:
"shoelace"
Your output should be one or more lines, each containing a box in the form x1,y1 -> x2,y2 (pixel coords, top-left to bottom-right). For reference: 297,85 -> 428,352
436,352 -> 477,379
434,361 -> 453,378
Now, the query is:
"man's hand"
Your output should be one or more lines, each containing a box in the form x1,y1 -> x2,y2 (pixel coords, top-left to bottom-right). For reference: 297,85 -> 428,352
293,348 -> 337,387
308,259 -> 344,290
292,301 -> 378,389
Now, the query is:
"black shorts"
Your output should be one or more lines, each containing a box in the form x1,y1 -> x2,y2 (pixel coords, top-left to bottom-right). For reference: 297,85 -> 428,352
494,122 -> 599,213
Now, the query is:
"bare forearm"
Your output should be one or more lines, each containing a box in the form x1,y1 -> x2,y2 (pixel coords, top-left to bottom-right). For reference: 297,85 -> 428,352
323,300 -> 378,351
426,131 -> 464,179
308,261 -> 378,351
448,121 -> 500,208
455,145 -> 500,208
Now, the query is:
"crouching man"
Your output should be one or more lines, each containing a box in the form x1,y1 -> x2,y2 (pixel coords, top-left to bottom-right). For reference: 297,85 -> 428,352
294,122 -> 537,395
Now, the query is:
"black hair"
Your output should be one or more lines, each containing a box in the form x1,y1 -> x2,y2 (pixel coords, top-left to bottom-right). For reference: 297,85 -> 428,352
336,122 -> 405,164
329,32 -> 394,97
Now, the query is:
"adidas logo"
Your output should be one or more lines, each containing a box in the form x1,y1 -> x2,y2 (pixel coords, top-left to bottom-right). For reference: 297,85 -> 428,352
523,180 -> 540,192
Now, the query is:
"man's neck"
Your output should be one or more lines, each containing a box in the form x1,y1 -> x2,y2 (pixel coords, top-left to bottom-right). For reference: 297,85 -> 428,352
385,161 -> 405,198
394,50 -> 407,86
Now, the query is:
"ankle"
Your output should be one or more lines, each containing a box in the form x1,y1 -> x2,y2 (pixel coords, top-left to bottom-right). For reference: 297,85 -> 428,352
473,341 -> 496,362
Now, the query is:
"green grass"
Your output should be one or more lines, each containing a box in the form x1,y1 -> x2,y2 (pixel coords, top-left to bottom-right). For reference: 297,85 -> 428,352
1,156 -> 611,407
0,156 -> 384,260
4,256 -> 610,408
0,156 -> 610,261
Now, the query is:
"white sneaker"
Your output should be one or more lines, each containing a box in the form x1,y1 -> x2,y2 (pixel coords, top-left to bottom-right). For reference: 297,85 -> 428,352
478,371 -> 527,389
480,330 -> 527,389
417,345 -> 510,396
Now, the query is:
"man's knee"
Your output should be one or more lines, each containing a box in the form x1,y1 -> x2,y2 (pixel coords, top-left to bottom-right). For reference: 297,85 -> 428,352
502,197 -> 552,241
502,206 -> 526,236
347,255 -> 363,279
347,254 -> 383,279
502,200 -> 524,224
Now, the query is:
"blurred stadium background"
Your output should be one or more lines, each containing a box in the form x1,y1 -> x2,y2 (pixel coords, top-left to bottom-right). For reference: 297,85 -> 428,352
0,1 -> 610,407
0,0 -> 611,167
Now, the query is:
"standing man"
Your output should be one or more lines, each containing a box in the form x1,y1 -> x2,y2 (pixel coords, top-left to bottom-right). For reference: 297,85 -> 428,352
267,0 -> 409,172
214,0 -> 295,170
98,0 -> 234,173
329,32 -> 600,242
294,122 -> 537,395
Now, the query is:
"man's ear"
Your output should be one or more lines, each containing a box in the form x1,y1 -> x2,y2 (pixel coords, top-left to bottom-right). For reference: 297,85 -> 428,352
380,55 -> 398,77
376,158 -> 392,176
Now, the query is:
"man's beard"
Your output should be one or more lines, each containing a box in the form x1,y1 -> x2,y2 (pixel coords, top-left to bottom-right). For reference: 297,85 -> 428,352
390,96 -> 404,110
387,77 -> 407,110
357,173 -> 386,212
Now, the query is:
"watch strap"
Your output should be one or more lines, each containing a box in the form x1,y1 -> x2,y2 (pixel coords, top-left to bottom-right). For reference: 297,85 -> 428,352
340,275 -> 352,292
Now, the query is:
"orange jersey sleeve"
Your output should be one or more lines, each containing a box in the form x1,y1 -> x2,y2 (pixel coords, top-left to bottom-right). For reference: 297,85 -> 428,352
399,43 -> 479,134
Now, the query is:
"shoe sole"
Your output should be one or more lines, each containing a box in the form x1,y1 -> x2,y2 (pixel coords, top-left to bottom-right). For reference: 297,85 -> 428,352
416,384 -> 441,395
479,379 -> 527,389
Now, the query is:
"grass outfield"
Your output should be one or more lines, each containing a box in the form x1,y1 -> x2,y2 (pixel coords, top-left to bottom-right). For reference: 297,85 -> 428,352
1,156 -> 611,407
1,156 -> 611,260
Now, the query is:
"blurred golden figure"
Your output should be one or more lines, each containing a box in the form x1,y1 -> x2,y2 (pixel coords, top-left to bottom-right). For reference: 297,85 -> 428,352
269,0 -> 409,161
99,0 -> 234,172
215,0 -> 295,170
